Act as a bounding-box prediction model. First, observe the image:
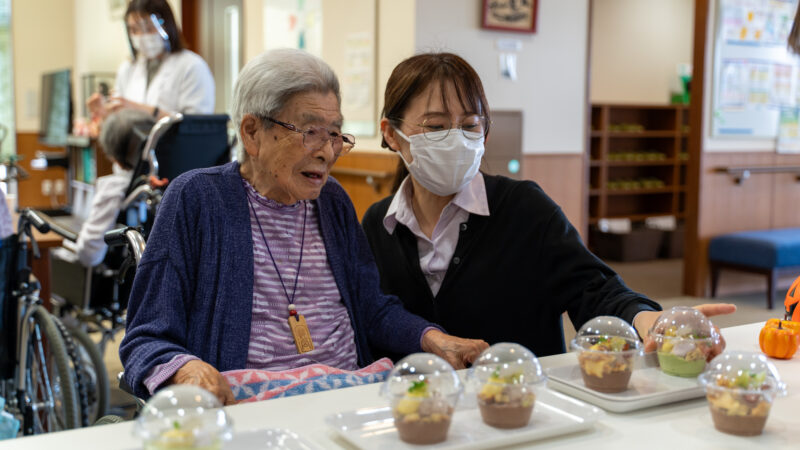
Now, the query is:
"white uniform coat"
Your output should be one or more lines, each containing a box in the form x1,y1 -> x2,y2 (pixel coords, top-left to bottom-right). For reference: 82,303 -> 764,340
114,49 -> 215,114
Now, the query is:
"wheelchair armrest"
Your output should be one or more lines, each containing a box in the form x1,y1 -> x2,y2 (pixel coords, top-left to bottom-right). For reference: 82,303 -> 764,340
141,113 -> 184,178
104,227 -> 146,265
19,208 -> 79,242
121,184 -> 156,211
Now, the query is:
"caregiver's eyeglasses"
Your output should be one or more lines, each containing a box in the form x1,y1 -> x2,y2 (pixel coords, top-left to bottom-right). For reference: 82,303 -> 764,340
391,114 -> 488,142
260,116 -> 355,155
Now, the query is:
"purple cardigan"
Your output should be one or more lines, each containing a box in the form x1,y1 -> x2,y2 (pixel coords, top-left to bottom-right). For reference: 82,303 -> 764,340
120,162 -> 437,399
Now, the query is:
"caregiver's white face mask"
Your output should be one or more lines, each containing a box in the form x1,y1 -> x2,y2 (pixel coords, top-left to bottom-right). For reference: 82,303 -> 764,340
131,33 -> 165,60
394,128 -> 485,196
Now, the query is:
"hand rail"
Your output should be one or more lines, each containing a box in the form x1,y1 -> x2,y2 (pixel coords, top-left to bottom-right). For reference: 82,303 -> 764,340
714,165 -> 800,185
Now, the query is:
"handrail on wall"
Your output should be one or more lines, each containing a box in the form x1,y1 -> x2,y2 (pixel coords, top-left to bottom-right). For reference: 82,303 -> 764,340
330,166 -> 395,192
714,165 -> 800,185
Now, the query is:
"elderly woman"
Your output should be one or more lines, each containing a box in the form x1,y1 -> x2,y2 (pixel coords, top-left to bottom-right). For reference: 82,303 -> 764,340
362,52 -> 736,358
54,109 -> 153,267
120,49 -> 487,404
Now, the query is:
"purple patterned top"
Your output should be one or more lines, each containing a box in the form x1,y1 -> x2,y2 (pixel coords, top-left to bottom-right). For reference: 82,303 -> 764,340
143,179 -> 359,393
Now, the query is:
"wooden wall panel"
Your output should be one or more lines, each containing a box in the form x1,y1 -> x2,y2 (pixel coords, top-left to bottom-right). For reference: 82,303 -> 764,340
699,153 -> 774,235
689,152 -> 800,297
772,153 -> 800,228
332,150 -> 399,221
522,153 -> 586,241
15,132 -> 68,208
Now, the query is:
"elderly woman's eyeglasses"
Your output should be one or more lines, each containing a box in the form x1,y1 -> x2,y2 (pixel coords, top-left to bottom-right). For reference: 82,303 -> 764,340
392,115 -> 488,142
260,116 -> 355,155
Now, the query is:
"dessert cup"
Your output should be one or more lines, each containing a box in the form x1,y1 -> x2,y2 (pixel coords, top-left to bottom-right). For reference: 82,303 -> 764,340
133,384 -> 232,450
468,343 -> 546,429
698,351 -> 786,436
381,353 -> 461,445
650,307 -> 719,377
571,316 -> 643,393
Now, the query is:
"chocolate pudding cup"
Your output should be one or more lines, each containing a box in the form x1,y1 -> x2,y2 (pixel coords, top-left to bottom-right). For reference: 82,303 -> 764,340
393,410 -> 453,444
578,357 -> 633,393
698,351 -> 786,438
574,341 -> 638,393
570,317 -> 643,394
468,343 -> 546,431
382,353 -> 462,446
478,401 -> 533,429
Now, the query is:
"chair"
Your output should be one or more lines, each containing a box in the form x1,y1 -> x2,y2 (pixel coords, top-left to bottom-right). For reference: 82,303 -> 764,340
121,113 -> 232,236
140,113 -> 232,186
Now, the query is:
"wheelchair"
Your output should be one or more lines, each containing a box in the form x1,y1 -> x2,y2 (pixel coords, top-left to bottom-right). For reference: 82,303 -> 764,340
46,113 -> 232,422
0,209 -> 81,434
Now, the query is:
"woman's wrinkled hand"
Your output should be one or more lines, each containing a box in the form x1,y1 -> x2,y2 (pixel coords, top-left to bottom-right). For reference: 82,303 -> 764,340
421,329 -> 489,369
635,303 -> 737,361
169,359 -> 237,405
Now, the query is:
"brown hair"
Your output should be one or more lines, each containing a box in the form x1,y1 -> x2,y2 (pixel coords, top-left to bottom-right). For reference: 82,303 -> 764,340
382,53 -> 491,192
125,0 -> 185,57
790,4 -> 800,55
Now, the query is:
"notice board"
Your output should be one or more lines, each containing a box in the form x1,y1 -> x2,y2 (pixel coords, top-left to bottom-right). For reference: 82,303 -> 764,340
711,0 -> 798,140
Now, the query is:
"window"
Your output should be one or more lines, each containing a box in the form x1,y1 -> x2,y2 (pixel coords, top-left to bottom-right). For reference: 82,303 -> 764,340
0,0 -> 15,195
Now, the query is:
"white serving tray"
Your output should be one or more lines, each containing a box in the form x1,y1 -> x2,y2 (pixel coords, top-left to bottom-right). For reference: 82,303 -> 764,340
546,353 -> 705,413
230,428 -> 321,449
324,389 -> 604,449
125,428 -> 321,450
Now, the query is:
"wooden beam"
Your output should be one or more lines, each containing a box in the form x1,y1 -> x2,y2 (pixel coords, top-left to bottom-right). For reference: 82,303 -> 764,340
181,0 -> 199,53
683,0 -> 709,296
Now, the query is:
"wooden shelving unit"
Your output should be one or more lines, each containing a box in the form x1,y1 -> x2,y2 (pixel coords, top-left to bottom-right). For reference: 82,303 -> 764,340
588,103 -> 689,225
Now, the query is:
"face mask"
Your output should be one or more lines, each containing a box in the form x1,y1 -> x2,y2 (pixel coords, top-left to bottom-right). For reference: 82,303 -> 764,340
394,128 -> 485,196
131,33 -> 165,59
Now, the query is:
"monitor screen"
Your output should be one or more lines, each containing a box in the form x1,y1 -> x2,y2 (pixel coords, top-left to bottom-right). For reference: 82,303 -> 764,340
39,69 -> 72,147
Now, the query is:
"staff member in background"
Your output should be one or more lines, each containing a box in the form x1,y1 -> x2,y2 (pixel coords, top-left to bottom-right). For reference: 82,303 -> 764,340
120,49 -> 487,405
53,109 -> 154,267
361,52 -> 736,359
87,0 -> 214,125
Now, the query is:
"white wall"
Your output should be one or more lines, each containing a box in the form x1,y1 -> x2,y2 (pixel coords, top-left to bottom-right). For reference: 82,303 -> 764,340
415,0 -> 589,155
241,0 -> 415,151
12,0 -> 181,132
12,0 -> 74,132
590,0 -> 694,105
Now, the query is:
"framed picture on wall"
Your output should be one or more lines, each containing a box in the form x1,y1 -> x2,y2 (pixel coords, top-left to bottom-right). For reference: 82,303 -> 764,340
481,0 -> 538,33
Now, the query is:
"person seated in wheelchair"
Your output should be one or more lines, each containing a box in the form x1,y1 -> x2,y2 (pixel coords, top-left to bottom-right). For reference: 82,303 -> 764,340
52,109 -> 154,267
120,49 -> 488,406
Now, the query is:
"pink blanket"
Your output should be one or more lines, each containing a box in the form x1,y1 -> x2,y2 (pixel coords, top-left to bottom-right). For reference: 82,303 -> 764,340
222,358 -> 394,403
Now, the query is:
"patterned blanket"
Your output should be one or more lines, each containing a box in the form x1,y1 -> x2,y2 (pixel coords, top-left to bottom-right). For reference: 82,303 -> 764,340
222,358 -> 394,403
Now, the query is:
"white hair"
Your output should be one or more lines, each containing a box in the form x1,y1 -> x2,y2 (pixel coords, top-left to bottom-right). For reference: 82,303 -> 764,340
231,48 -> 341,161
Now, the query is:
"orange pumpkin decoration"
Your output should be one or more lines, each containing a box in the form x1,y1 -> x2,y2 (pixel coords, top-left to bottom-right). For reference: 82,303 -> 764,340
786,275 -> 800,322
759,319 -> 800,359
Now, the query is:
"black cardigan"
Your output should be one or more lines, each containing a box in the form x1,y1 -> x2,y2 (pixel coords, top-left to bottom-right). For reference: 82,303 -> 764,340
362,174 -> 661,357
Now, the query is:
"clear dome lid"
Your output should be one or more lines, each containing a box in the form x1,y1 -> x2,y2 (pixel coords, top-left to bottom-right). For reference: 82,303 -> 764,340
381,353 -> 462,404
698,351 -> 787,396
649,306 -> 720,344
133,384 -> 233,446
571,316 -> 643,354
467,343 -> 546,387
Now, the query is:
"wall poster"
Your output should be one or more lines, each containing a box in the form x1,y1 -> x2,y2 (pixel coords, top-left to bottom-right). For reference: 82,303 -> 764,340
712,0 -> 799,141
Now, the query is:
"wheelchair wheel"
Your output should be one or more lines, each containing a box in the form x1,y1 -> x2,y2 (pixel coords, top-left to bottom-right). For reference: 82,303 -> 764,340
20,307 -> 80,434
64,322 -> 109,425
51,316 -> 90,427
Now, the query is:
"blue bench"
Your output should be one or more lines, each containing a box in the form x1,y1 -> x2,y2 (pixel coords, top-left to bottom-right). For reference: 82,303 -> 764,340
709,228 -> 800,308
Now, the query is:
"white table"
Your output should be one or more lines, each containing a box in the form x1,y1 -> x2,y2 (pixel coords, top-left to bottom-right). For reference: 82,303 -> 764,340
5,322 -> 800,449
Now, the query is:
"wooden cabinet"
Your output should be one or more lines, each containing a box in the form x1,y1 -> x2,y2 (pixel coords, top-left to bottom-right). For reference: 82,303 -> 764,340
588,104 -> 689,224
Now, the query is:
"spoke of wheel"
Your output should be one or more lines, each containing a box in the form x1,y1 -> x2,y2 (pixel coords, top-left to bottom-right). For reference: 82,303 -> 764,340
33,323 -> 59,432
